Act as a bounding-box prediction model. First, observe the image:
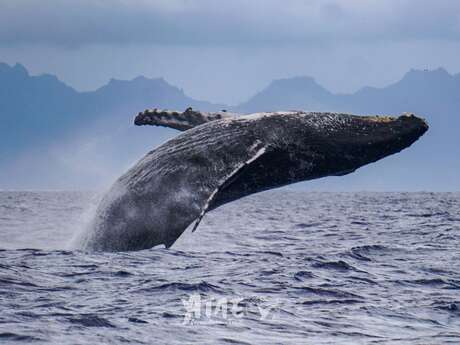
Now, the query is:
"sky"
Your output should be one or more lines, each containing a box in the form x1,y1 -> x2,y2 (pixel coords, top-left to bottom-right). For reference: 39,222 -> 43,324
1,0 -> 460,104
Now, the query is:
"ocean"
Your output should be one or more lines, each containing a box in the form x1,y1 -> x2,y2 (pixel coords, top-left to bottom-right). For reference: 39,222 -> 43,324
0,191 -> 459,344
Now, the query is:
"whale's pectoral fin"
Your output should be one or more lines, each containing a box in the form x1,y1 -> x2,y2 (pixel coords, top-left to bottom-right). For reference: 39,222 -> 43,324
134,107 -> 238,131
192,145 -> 268,233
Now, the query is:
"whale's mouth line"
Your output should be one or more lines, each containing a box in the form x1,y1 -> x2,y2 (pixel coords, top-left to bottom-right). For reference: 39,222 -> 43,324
191,145 -> 268,234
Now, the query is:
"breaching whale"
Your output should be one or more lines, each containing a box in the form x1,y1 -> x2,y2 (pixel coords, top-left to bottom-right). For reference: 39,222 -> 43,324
79,108 -> 428,251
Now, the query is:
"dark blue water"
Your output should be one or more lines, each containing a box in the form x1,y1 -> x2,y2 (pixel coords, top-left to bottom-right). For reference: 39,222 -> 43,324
1,191 -> 460,344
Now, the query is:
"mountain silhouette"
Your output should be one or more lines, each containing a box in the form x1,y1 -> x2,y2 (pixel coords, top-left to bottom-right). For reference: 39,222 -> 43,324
0,63 -> 220,159
0,63 -> 458,190
238,67 -> 460,118
237,76 -> 333,113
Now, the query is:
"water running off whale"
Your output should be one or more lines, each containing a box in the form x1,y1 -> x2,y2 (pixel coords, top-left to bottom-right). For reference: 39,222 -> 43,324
78,108 -> 428,251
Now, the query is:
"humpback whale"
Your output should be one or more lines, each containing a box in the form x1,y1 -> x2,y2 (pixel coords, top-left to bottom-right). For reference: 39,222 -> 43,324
79,108 -> 428,251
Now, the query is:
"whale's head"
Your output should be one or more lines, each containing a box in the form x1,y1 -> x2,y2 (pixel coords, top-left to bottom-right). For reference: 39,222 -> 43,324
301,112 -> 429,175
236,112 -> 429,189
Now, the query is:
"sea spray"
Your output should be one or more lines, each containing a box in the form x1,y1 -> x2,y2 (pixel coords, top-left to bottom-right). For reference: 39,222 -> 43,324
68,192 -> 104,250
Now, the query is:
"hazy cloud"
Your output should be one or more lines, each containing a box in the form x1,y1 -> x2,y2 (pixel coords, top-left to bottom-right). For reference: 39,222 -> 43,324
1,0 -> 460,47
1,0 -> 460,104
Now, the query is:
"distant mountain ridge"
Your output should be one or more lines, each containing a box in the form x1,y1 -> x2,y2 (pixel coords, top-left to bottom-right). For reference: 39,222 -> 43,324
0,63 -> 458,190
238,67 -> 460,116
0,63 -> 224,188
237,76 -> 333,113
0,62 -> 221,160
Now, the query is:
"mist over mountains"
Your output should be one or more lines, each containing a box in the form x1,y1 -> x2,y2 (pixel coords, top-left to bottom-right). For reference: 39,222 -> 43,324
0,62 -> 458,190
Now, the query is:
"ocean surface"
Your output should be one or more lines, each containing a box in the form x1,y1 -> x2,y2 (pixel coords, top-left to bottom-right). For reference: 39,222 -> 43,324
0,191 -> 459,344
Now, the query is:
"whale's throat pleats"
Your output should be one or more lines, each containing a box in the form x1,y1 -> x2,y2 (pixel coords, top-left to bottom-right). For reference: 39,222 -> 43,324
190,145 -> 268,234
190,143 -> 329,235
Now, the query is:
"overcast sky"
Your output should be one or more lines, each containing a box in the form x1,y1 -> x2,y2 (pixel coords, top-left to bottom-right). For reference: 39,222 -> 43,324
1,0 -> 460,104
